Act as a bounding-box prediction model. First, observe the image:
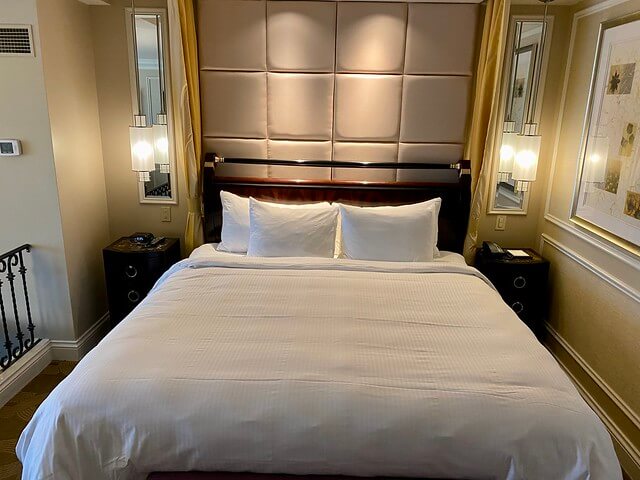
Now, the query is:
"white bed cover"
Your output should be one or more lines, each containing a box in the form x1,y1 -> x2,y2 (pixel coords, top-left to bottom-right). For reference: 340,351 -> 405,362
17,248 -> 621,480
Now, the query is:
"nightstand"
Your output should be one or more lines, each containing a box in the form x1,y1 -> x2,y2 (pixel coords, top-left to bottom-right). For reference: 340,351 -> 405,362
475,248 -> 550,339
103,237 -> 180,326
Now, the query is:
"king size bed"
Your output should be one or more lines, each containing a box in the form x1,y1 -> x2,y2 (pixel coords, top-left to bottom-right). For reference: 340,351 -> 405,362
17,158 -> 621,479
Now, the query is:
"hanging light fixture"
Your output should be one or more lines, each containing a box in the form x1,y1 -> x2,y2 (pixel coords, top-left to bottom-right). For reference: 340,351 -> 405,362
512,0 -> 553,193
152,14 -> 171,174
129,0 -> 155,182
499,121 -> 518,181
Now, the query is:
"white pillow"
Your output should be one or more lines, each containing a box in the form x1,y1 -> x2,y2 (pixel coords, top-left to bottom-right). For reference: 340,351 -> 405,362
218,191 -> 250,253
338,198 -> 441,262
247,198 -> 339,258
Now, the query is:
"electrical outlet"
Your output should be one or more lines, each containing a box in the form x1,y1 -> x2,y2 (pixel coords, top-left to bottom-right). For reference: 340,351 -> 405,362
160,206 -> 171,223
495,215 -> 506,231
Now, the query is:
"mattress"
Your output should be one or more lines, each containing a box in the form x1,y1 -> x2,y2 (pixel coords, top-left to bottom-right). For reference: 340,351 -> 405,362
17,253 -> 621,480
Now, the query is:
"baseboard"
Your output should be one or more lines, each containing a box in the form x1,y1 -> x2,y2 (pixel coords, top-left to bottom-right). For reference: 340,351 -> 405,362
545,324 -> 640,479
50,313 -> 110,361
0,339 -> 52,408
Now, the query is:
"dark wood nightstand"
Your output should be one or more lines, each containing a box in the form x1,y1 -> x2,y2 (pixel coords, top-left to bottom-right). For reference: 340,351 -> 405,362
475,248 -> 549,339
103,237 -> 181,326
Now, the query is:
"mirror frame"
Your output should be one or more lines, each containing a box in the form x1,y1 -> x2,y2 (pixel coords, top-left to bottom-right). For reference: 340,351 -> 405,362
125,7 -> 178,205
487,14 -> 554,215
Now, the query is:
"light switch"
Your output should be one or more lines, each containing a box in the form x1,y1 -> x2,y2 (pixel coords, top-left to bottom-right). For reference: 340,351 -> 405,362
161,207 -> 171,223
495,215 -> 506,231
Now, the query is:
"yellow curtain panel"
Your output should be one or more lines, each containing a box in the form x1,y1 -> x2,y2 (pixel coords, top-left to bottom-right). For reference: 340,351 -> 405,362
463,0 -> 509,261
169,0 -> 204,254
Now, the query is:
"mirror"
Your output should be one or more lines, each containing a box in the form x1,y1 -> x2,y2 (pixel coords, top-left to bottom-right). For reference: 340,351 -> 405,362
127,9 -> 177,204
491,17 -> 552,212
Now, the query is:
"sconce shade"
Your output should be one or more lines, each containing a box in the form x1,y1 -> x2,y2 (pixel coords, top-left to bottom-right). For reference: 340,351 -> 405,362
499,132 -> 518,174
153,118 -> 170,174
585,135 -> 609,183
513,133 -> 541,182
130,120 -> 155,178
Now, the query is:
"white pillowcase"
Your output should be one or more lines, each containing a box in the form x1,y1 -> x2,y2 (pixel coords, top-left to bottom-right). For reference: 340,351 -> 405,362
247,198 -> 339,258
218,191 -> 250,253
338,198 -> 441,262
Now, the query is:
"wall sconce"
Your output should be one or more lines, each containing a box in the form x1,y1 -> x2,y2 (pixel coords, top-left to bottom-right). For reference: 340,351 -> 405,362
513,123 -> 541,192
499,121 -> 518,182
130,114 -> 155,182
129,0 -> 155,183
153,114 -> 170,174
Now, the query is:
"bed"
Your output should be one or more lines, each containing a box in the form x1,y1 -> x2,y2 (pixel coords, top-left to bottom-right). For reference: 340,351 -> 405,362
17,158 -> 621,479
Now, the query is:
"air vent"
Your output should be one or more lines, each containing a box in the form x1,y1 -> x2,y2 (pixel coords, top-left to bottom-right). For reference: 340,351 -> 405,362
0,25 -> 34,56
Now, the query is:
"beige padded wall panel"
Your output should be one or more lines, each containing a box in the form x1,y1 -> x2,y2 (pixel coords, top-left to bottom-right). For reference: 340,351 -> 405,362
268,140 -> 332,179
203,138 -> 268,177
334,75 -> 402,141
201,72 -> 267,138
198,1 -> 479,181
336,3 -> 407,73
398,143 -> 465,164
267,2 -> 336,72
400,76 -> 471,143
405,4 -> 478,75
198,0 -> 266,71
333,143 -> 397,182
268,73 -> 334,140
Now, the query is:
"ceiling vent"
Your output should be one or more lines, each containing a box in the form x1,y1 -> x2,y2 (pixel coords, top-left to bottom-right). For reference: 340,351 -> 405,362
0,25 -> 34,57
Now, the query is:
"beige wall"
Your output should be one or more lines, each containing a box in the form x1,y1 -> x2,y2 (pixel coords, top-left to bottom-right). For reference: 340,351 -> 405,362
90,0 -> 189,249
535,0 -> 640,477
37,0 -> 111,338
0,0 -> 75,342
476,4 -> 573,248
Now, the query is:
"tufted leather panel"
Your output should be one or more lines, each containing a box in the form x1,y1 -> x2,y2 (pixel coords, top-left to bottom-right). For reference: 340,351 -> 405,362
198,0 -> 479,181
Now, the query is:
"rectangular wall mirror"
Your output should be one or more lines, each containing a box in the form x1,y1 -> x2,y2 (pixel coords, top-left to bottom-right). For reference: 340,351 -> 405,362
126,8 -> 177,204
490,16 -> 553,213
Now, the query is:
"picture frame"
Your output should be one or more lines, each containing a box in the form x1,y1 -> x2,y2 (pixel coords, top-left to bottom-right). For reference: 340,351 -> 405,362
572,12 -> 640,256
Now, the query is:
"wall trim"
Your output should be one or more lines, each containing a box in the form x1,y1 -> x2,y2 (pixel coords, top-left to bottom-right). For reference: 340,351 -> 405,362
543,214 -> 640,272
546,324 -> 640,477
50,313 -> 110,361
541,233 -> 640,303
0,340 -> 52,409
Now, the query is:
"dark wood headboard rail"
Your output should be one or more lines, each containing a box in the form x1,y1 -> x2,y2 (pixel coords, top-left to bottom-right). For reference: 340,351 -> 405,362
203,154 -> 471,254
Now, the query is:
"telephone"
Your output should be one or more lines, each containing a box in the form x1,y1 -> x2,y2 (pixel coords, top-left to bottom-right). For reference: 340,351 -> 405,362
130,232 -> 155,244
482,241 -> 506,257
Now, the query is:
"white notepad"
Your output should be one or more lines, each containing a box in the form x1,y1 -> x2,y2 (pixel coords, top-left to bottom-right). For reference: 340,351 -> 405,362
507,249 -> 530,258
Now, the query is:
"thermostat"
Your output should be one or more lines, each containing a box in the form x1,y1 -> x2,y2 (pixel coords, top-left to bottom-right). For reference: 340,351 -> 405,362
0,140 -> 22,156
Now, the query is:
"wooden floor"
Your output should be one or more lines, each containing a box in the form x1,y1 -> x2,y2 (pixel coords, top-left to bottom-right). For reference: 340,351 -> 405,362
0,361 -> 75,480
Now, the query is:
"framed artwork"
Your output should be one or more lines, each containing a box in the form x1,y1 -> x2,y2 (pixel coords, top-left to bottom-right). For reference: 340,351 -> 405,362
572,13 -> 640,255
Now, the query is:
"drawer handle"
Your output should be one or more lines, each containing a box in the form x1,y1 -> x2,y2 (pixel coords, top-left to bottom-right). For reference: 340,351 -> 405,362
127,290 -> 141,303
511,301 -> 524,314
513,276 -> 527,289
125,265 -> 138,279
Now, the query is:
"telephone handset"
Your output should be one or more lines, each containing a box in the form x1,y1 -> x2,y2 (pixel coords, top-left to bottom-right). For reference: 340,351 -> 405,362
482,241 -> 506,257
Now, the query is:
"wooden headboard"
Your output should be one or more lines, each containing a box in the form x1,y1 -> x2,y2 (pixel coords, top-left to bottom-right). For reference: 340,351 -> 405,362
203,155 -> 471,254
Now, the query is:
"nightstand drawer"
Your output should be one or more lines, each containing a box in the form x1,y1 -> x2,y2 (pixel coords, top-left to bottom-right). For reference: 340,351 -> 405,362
475,248 -> 549,340
103,237 -> 181,327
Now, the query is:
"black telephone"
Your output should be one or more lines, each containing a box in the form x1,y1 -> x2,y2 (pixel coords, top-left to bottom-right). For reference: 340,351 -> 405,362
482,241 -> 506,257
130,232 -> 154,244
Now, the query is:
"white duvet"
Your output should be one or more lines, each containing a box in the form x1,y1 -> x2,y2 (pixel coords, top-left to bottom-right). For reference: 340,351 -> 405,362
17,249 -> 621,480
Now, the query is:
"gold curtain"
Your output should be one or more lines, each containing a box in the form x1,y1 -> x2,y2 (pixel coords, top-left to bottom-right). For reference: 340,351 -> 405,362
463,0 -> 509,262
168,0 -> 203,254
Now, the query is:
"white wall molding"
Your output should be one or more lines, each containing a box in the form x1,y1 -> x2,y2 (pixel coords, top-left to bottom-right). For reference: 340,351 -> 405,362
543,214 -> 640,272
541,233 -> 640,303
51,313 -> 110,361
546,324 -> 640,476
0,340 -> 52,408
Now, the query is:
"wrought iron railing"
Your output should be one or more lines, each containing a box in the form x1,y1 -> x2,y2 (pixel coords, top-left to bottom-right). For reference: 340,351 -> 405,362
0,244 -> 40,371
